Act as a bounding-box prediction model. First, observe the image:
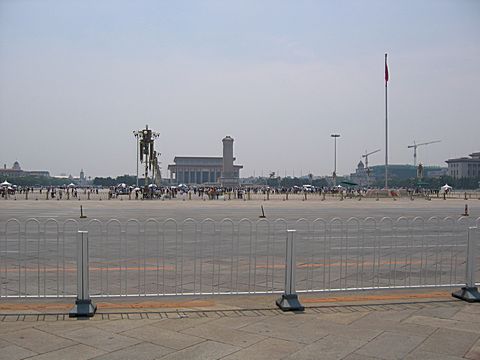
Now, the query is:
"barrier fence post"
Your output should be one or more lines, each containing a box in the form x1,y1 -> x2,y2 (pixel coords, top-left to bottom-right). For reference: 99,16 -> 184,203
70,231 -> 97,317
452,227 -> 480,302
276,230 -> 304,311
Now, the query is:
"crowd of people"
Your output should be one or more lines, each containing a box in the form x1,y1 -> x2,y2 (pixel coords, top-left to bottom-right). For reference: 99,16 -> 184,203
1,182 -> 461,200
107,184 -> 391,200
0,185 -> 101,199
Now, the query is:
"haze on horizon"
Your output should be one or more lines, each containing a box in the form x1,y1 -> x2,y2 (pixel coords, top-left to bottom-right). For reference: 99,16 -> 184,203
0,0 -> 479,178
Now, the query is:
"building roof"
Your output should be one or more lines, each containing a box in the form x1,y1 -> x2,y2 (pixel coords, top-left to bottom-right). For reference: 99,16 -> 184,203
446,158 -> 480,163
446,152 -> 480,163
171,157 -> 223,166
174,156 -> 223,161
170,156 -> 241,165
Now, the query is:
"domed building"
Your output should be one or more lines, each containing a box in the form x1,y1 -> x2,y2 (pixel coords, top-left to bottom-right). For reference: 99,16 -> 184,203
0,161 -> 50,178
349,160 -> 369,186
12,161 -> 21,171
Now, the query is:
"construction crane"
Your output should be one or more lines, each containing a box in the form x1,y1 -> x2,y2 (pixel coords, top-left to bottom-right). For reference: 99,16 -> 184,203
362,149 -> 381,187
362,149 -> 381,169
407,140 -> 441,167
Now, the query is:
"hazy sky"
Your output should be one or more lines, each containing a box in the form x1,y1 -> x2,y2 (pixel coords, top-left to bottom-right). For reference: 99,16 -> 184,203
1,0 -> 479,178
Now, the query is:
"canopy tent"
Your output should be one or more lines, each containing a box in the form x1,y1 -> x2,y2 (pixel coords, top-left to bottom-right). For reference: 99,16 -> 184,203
441,184 -> 453,191
1,180 -> 12,187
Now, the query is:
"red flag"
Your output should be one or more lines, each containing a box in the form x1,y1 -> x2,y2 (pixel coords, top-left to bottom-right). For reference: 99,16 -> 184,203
385,53 -> 389,83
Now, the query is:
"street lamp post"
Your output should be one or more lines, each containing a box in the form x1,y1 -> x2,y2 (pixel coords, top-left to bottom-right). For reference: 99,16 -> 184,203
133,131 -> 141,187
331,134 -> 340,186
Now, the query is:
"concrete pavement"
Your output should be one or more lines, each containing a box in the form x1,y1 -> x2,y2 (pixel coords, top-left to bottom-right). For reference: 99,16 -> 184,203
1,197 -> 479,224
0,291 -> 479,359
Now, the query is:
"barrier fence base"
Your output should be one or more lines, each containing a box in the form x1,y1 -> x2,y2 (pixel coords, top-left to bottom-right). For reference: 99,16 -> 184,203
69,299 -> 97,318
276,294 -> 304,312
452,287 -> 480,303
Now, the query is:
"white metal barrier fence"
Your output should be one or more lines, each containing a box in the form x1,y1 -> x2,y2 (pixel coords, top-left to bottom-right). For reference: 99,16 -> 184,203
1,217 -> 479,299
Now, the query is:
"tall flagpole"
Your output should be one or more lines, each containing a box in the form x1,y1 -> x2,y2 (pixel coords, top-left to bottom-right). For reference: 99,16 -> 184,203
384,53 -> 389,189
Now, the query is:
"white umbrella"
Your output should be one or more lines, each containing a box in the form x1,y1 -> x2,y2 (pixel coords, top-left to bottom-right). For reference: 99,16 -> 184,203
67,183 -> 76,188
441,184 -> 452,191
118,183 -> 127,188
133,187 -> 141,191
1,180 -> 12,187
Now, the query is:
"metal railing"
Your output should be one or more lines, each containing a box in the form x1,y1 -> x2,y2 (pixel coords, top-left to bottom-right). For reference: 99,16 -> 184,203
1,216 -> 479,299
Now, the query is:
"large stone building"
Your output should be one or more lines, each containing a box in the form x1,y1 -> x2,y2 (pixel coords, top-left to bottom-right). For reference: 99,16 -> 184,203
0,161 -> 50,178
168,136 -> 242,186
446,152 -> 480,179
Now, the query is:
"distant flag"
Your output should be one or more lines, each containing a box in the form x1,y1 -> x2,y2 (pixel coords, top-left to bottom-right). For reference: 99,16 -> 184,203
385,53 -> 389,83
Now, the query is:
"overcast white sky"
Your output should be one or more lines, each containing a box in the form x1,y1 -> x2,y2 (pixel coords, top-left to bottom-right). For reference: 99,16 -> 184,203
0,0 -> 479,178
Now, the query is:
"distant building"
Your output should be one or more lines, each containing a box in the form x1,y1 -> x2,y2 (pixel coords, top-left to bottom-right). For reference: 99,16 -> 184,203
78,169 -> 88,186
12,161 -> 21,171
446,152 -> 480,179
0,161 -> 50,178
350,163 -> 447,183
350,160 -> 368,186
168,136 -> 243,186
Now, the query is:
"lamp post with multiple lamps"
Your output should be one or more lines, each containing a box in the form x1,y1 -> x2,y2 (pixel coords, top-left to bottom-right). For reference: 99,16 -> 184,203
331,134 -> 340,186
133,125 -> 159,188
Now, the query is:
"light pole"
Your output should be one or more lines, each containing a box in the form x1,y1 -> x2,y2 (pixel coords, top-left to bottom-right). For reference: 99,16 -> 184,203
133,131 -> 141,187
331,134 -> 340,186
